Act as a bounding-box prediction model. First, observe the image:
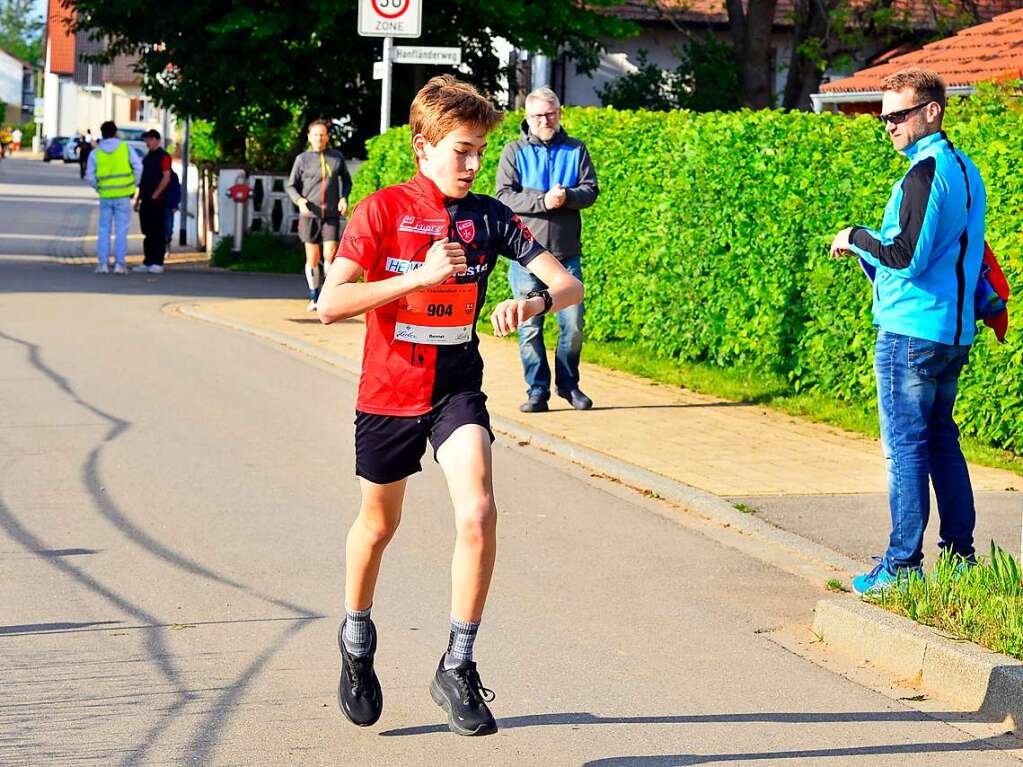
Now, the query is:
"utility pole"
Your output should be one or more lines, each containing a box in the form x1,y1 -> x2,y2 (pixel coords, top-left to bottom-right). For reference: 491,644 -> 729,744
380,37 -> 393,133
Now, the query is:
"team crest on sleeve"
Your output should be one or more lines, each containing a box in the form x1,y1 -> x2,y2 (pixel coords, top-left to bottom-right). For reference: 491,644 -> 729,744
510,214 -> 534,241
456,219 -> 476,244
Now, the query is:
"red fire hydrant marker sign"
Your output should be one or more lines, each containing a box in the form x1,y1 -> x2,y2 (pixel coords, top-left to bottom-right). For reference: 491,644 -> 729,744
394,283 -> 477,345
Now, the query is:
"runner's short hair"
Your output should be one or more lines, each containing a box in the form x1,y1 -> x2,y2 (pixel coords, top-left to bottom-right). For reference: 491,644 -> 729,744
881,68 -> 946,110
308,119 -> 330,132
409,76 -> 503,150
100,121 -> 117,139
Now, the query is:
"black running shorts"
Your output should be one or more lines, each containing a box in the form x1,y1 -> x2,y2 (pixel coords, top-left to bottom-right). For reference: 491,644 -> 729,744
355,391 -> 495,485
298,216 -> 341,244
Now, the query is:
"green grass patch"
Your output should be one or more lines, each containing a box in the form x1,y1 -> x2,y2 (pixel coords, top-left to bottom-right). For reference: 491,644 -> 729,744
212,232 -> 305,274
871,543 -> 1023,660
734,503 -> 757,514
826,578 -> 851,593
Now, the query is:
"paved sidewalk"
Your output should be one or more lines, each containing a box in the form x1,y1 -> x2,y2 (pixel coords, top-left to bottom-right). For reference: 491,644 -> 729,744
193,297 -> 1022,566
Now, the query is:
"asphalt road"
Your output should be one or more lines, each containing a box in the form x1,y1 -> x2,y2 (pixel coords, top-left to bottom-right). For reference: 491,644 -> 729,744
1,157 -> 1019,766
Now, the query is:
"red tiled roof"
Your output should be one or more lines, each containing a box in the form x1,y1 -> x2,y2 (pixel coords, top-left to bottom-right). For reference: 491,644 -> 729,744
821,7 -> 1023,92
46,0 -> 76,75
610,0 -> 1022,30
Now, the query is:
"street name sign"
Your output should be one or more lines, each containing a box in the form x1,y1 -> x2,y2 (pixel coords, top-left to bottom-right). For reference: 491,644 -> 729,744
392,46 -> 462,66
358,0 -> 422,38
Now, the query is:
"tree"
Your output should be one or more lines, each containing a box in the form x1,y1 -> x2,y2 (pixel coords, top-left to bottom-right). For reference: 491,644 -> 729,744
781,0 -> 988,110
725,0 -> 779,108
0,0 -> 43,63
640,0 -> 773,110
66,0 -> 636,165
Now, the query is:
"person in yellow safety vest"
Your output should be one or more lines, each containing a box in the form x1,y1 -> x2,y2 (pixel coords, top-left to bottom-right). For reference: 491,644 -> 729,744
85,121 -> 143,274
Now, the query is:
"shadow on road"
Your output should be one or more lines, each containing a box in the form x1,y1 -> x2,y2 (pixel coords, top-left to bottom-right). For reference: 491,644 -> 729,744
0,327 -> 322,766
580,735 -> 1019,765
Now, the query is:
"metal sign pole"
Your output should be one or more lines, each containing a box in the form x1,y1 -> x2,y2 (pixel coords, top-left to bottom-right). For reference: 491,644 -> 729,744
380,36 -> 393,134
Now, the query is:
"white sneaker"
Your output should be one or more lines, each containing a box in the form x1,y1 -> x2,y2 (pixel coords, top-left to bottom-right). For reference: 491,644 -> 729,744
307,300 -> 318,312
95,265 -> 109,274
113,264 -> 127,274
131,264 -> 149,273
148,264 -> 164,274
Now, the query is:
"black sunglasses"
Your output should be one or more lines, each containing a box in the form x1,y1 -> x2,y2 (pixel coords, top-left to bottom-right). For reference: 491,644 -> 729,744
877,102 -> 931,125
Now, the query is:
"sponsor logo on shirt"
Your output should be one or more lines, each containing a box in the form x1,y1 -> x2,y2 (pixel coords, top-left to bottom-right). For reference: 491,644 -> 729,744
397,215 -> 446,235
385,257 -> 425,274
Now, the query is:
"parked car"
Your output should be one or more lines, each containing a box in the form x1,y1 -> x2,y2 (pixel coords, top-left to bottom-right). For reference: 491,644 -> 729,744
118,127 -> 148,160
43,136 -> 68,162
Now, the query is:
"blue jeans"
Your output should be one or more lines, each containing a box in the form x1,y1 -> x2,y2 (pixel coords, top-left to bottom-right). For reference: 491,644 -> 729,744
874,330 -> 975,571
507,256 -> 584,399
97,196 -> 133,268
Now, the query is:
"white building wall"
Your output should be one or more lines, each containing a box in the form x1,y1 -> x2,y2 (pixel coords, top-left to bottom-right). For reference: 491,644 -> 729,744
565,29 -> 797,109
0,48 -> 23,109
564,29 -> 688,107
57,77 -> 77,135
76,88 -> 105,134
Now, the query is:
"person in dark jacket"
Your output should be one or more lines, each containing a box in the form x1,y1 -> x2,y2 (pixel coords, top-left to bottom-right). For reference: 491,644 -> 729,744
496,87 -> 599,412
133,129 -> 171,273
286,120 -> 353,310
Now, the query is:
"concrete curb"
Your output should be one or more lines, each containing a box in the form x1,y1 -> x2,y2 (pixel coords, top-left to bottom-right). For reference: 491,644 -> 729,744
174,301 -> 864,580
814,598 -> 1023,728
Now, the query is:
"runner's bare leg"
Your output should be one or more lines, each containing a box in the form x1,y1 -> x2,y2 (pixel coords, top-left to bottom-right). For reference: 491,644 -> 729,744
345,478 -> 406,611
436,424 -> 497,621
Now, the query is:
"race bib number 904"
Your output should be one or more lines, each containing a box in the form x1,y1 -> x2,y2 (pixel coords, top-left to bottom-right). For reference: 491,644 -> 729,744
394,283 -> 477,345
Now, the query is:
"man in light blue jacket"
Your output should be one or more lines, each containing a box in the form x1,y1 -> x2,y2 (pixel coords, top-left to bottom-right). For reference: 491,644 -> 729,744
831,67 -> 986,595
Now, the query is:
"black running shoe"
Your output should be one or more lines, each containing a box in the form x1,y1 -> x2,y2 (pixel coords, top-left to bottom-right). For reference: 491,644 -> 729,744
430,656 -> 497,736
337,620 -> 383,726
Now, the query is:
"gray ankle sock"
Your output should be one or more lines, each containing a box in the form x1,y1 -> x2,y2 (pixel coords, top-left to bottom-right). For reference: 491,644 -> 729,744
343,606 -> 372,657
443,617 -> 480,669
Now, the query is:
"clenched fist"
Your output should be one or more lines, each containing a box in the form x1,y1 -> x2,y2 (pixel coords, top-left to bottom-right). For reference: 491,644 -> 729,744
416,238 -> 467,288
491,296 -> 544,337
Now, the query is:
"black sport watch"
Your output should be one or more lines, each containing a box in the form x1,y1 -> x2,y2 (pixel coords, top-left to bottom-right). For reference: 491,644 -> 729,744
526,288 -> 553,315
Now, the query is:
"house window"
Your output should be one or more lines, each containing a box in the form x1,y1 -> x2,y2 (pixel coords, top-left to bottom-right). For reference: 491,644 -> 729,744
129,98 -> 152,122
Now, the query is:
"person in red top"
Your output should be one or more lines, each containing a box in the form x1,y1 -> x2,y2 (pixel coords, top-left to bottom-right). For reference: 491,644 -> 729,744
317,76 -> 583,736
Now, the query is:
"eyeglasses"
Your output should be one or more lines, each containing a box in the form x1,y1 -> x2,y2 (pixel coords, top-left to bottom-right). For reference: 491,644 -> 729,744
877,102 -> 930,125
527,110 -> 559,122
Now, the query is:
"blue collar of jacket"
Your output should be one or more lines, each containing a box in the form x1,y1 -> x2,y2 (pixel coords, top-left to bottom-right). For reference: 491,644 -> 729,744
903,131 -> 948,162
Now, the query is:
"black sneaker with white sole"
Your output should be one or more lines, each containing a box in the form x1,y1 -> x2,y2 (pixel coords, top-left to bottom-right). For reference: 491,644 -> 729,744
337,620 -> 383,726
430,656 -> 497,736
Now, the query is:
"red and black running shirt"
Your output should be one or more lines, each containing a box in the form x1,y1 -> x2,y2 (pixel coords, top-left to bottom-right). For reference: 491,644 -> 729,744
341,172 -> 546,416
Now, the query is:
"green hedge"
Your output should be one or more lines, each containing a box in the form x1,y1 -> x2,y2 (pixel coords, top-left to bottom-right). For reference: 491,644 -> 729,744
350,84 -> 1023,453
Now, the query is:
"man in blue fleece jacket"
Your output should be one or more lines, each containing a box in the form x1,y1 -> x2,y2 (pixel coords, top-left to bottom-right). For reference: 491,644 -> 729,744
496,87 -> 599,413
830,67 -> 986,595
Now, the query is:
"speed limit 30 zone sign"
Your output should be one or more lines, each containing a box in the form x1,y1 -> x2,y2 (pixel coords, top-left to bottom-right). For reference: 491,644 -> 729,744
358,0 -> 422,38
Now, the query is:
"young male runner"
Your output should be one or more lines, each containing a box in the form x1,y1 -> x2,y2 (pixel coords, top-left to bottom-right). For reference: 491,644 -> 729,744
286,120 -> 353,310
317,76 -> 583,736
